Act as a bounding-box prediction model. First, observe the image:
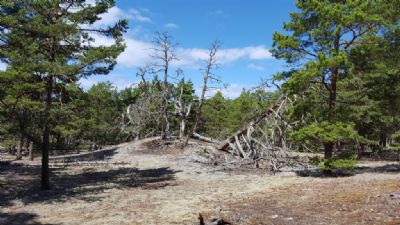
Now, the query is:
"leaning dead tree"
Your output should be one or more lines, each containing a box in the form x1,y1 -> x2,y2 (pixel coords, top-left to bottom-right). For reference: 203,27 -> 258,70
218,95 -> 287,150
217,95 -> 302,171
183,40 -> 220,147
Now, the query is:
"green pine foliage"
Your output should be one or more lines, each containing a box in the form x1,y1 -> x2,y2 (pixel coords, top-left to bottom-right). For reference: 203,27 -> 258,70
272,0 -> 400,161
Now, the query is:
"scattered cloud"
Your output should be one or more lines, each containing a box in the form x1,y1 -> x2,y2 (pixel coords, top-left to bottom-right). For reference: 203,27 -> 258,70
209,10 -> 224,16
163,23 -> 179,29
174,45 -> 272,68
248,63 -> 265,71
173,48 -> 210,68
88,34 -> 272,70
85,34 -> 154,68
89,6 -> 151,27
95,6 -> 125,26
218,46 -> 272,63
129,8 -> 152,23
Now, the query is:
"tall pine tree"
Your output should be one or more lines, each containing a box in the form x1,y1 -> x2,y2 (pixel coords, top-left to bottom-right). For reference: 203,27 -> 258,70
271,0 -> 396,158
0,0 -> 126,189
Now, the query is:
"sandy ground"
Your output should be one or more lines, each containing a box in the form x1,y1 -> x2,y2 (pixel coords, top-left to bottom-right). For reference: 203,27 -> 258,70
1,138 -> 399,225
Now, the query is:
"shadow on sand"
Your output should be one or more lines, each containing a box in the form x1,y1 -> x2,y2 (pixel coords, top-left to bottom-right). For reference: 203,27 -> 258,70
0,163 -> 179,207
295,163 -> 400,178
0,212 -> 58,225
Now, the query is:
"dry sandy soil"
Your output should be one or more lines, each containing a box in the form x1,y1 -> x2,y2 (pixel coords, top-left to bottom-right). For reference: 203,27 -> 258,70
1,138 -> 399,225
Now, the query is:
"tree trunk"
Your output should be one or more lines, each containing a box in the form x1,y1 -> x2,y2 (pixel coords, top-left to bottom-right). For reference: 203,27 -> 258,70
324,30 -> 340,159
324,142 -> 333,159
16,135 -> 23,160
183,41 -> 219,147
192,132 -> 220,144
41,75 -> 53,190
179,119 -> 186,138
29,142 -> 34,161
161,58 -> 169,140
184,79 -> 206,146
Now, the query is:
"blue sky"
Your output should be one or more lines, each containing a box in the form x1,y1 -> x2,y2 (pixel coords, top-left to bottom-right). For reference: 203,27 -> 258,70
1,1 -> 298,98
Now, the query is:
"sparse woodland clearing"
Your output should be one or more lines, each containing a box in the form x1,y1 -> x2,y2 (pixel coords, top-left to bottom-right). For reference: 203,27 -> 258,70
1,138 -> 399,225
1,1 -> 400,225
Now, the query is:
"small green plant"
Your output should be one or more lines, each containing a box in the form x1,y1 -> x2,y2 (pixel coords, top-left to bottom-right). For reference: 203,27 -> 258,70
309,156 -> 357,172
321,157 -> 357,171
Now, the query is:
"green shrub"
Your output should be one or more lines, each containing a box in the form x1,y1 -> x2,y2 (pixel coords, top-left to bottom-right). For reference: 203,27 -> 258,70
309,156 -> 357,172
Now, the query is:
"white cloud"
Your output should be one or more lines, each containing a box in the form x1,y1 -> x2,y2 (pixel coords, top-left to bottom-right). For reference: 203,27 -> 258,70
117,38 -> 154,67
218,46 -> 272,62
163,23 -> 179,29
88,6 -> 151,28
95,6 -> 127,26
88,34 -> 273,69
129,9 -> 152,23
173,45 -> 272,68
84,34 -> 154,67
0,62 -> 7,71
173,48 -> 210,68
248,63 -> 265,71
68,1 -> 152,25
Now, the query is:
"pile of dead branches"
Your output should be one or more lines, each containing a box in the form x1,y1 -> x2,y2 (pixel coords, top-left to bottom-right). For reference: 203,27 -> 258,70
216,95 -> 309,172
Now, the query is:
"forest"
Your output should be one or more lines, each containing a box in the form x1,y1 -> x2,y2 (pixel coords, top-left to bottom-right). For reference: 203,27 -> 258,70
1,0 -> 400,225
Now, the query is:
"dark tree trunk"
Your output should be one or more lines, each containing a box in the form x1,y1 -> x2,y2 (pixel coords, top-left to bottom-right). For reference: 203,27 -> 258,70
324,142 -> 334,159
41,75 -> 53,190
324,30 -> 340,159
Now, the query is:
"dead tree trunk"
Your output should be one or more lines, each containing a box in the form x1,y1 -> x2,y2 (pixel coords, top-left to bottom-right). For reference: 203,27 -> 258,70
174,84 -> 193,139
192,132 -> 220,144
152,32 -> 178,140
183,41 -> 220,147
161,61 -> 169,140
217,95 -> 287,151
180,119 -> 187,138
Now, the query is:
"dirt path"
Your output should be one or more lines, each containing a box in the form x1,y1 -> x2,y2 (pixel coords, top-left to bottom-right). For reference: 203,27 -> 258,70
1,138 -> 400,225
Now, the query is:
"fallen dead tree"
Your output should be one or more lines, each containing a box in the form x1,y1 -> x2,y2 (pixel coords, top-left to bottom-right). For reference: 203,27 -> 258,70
215,95 -> 308,172
217,95 -> 287,151
49,146 -> 118,163
192,132 -> 220,144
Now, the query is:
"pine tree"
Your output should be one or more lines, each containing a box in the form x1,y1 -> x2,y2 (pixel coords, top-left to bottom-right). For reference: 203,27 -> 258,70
271,0 -> 393,158
0,0 -> 126,189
